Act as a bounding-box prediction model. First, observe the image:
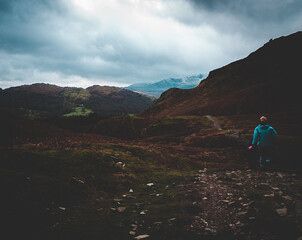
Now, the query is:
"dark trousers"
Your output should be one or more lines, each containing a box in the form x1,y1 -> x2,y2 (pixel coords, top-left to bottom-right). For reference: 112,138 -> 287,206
258,146 -> 273,169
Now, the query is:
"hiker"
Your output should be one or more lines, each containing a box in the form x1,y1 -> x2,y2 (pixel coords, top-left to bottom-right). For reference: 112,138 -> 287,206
249,116 -> 277,170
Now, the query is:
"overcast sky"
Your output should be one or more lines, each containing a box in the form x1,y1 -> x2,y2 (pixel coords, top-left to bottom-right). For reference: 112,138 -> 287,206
0,0 -> 301,89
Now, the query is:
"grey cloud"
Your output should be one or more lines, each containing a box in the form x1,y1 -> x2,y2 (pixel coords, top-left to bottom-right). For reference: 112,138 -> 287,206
0,0 -> 105,78
0,0 -> 188,84
0,0 -> 70,55
0,0 -> 302,89
185,0 -> 302,25
166,0 -> 302,50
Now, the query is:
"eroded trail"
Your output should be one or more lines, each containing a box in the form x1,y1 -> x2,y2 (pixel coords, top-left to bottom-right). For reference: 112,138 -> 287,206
184,169 -> 302,239
206,115 -> 242,139
206,115 -> 223,131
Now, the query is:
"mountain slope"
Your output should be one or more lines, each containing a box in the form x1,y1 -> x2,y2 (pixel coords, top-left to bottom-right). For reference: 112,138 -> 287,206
0,83 -> 154,118
142,32 -> 302,118
86,85 -> 154,115
125,74 -> 204,97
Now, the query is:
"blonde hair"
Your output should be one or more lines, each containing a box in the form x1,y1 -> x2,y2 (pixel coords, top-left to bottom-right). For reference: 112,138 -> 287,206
260,116 -> 268,124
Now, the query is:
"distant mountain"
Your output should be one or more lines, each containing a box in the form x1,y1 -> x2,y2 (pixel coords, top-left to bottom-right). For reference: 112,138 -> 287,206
0,83 -> 154,118
125,74 -> 204,97
142,31 -> 302,118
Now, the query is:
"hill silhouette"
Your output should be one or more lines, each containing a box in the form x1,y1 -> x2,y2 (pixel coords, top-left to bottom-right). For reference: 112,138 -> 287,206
142,31 -> 302,118
0,83 -> 154,118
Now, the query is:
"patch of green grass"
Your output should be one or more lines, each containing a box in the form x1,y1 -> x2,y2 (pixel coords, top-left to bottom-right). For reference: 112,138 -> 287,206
63,106 -> 94,117
149,115 -> 211,128
20,109 -> 47,119
24,109 -> 42,119
145,116 -> 213,141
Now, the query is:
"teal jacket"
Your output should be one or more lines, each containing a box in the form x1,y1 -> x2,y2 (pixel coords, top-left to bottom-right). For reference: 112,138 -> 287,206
252,124 -> 277,147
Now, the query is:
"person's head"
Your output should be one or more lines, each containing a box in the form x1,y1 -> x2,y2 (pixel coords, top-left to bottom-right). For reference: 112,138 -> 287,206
259,116 -> 268,125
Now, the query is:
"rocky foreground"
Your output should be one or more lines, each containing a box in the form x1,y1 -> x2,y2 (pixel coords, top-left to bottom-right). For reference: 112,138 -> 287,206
184,169 -> 302,240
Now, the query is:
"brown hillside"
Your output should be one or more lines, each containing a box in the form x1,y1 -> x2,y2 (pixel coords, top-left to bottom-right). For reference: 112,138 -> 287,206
142,31 -> 302,118
0,83 -> 153,117
86,85 -> 154,115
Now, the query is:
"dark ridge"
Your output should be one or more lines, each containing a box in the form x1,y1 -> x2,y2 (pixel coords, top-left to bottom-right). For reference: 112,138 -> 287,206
0,83 -> 154,118
142,31 -> 302,118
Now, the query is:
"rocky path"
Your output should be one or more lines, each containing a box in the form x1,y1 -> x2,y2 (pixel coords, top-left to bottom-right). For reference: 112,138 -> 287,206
206,115 -> 223,131
185,169 -> 302,239
206,114 -> 243,139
